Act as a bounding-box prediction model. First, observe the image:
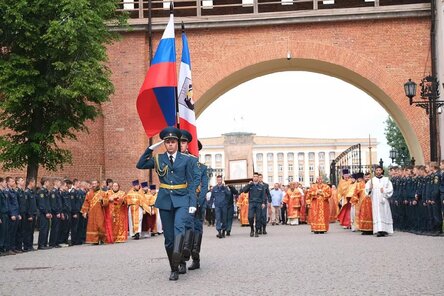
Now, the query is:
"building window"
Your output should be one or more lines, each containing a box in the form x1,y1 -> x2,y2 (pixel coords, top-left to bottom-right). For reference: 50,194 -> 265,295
268,176 -> 273,183
288,176 -> 294,182
278,164 -> 283,172
298,176 -> 304,182
242,0 -> 253,7
215,154 -> 222,162
202,0 -> 213,9
205,154 -> 211,164
288,164 -> 293,172
309,176 -> 314,183
319,165 -> 325,173
268,166 -> 273,172
308,152 -> 315,160
257,165 -> 262,172
278,176 -> 283,183
319,152 -> 325,161
277,153 -> 284,161
256,153 -> 263,161
298,165 -> 304,171
309,165 -> 314,172
287,152 -> 294,161
267,153 -> 273,161
298,152 -> 304,160
329,151 -> 336,160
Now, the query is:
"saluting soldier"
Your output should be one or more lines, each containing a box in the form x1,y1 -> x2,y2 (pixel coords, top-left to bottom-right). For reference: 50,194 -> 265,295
136,127 -> 200,281
23,178 -> 38,252
37,177 -> 52,250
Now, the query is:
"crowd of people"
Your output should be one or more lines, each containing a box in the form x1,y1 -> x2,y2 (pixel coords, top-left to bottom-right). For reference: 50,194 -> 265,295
0,176 -> 162,256
1,126 -> 442,283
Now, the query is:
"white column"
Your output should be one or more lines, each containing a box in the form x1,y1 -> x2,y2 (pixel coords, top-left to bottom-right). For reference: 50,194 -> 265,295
273,152 -> 278,184
304,152 -> 310,187
283,152 -> 288,183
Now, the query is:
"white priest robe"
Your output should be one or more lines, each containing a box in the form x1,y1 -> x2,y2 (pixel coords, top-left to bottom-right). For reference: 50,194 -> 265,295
365,176 -> 394,234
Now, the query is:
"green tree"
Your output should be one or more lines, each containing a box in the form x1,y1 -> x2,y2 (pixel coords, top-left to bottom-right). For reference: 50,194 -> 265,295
0,1 -> 126,180
384,116 -> 411,166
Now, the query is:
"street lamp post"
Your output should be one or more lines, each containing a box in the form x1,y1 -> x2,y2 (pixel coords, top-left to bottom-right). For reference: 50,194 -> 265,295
404,76 -> 444,161
389,149 -> 398,164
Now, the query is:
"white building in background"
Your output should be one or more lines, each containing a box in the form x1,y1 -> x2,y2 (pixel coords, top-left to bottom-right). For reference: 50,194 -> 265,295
199,132 -> 378,187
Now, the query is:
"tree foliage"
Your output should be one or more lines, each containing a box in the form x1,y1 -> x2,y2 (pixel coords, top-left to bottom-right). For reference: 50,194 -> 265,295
0,0 -> 126,179
384,116 -> 411,166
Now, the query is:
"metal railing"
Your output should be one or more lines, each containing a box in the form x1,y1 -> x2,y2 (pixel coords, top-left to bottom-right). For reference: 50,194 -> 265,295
115,0 -> 429,21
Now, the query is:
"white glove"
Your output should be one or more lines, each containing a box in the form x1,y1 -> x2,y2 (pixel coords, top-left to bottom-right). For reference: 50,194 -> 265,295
149,140 -> 164,150
188,207 -> 197,214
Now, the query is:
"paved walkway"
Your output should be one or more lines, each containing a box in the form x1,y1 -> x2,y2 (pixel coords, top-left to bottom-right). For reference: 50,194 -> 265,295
1,222 -> 443,296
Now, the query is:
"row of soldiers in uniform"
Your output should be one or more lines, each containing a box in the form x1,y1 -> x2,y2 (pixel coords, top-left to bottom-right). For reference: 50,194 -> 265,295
0,177 -> 89,256
389,161 -> 444,235
0,175 -> 165,257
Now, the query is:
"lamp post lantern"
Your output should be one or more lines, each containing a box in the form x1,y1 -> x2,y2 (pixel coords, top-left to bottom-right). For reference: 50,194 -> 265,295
404,76 -> 444,161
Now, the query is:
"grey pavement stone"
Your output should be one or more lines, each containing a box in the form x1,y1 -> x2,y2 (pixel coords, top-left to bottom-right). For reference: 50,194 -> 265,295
0,222 -> 443,296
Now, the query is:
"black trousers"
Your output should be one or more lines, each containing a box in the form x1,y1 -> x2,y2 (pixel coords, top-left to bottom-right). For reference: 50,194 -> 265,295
0,213 -> 10,251
38,213 -> 50,248
49,215 -> 61,247
206,208 -> 215,226
23,216 -> 36,250
7,218 -> 18,251
281,204 -> 287,224
248,202 -> 262,230
58,212 -> 71,244
15,215 -> 26,250
78,215 -> 87,244
70,213 -> 80,245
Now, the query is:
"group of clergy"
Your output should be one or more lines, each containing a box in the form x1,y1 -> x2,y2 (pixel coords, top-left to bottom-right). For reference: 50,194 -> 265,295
236,167 -> 394,237
81,179 -> 162,244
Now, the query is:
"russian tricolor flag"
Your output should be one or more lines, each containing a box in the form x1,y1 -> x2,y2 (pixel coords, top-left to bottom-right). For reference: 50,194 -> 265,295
137,14 -> 177,137
178,31 -> 198,156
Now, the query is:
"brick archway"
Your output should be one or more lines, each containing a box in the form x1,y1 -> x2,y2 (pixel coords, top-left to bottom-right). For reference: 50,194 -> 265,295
194,41 -> 427,165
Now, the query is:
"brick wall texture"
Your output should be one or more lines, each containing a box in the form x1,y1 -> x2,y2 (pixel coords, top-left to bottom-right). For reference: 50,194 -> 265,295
0,17 -> 432,187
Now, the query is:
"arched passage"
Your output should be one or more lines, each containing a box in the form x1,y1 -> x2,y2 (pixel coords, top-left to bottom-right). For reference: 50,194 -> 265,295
195,58 -> 425,165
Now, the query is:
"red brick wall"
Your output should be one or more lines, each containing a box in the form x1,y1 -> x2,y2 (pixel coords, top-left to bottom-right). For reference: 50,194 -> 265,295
0,16 -> 432,183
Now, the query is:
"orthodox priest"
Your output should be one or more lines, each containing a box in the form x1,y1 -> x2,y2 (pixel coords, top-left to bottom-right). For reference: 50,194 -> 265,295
365,166 -> 394,237
308,176 -> 332,233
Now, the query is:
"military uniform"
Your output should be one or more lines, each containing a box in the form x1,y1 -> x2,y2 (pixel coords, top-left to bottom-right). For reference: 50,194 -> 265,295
69,188 -> 82,245
260,181 -> 271,235
136,127 -> 200,281
6,188 -> 19,252
0,189 -> 10,255
37,186 -> 51,249
77,189 -> 87,244
429,171 -> 442,234
440,170 -> 444,226
23,187 -> 38,251
59,189 -> 72,244
211,183 -> 231,238
241,181 -> 266,237
49,187 -> 63,248
226,185 -> 238,236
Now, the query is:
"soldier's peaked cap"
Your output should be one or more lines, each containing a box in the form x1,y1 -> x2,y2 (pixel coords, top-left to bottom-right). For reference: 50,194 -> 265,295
180,130 -> 192,143
160,126 -> 181,140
